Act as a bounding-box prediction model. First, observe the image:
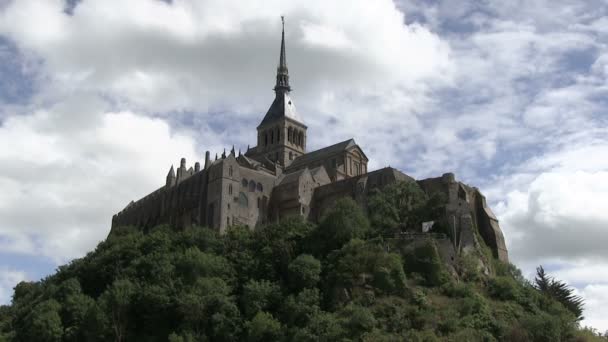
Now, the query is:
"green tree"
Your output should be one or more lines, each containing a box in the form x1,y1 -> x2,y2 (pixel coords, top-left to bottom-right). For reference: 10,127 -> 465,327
316,197 -> 370,253
245,311 -> 281,342
24,299 -> 63,342
100,279 -> 136,342
241,280 -> 282,319
325,239 -> 407,307
176,247 -> 235,285
367,181 -> 435,235
288,254 -> 321,291
535,266 -> 584,320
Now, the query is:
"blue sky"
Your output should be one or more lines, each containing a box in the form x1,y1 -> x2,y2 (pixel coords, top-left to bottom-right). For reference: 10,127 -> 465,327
1,0 -> 607,332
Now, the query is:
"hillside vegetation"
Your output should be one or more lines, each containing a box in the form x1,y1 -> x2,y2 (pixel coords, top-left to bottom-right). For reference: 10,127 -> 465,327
0,182 -> 604,341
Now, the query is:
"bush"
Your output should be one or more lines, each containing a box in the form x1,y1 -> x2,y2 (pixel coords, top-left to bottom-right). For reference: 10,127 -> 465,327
316,197 -> 370,253
288,254 -> 321,291
488,276 -> 521,301
402,241 -> 448,286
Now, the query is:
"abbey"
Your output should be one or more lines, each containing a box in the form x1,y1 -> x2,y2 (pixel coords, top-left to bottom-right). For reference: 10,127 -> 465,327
111,21 -> 508,263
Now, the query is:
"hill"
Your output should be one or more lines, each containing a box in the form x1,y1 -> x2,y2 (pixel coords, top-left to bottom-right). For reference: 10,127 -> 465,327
0,181 -> 604,341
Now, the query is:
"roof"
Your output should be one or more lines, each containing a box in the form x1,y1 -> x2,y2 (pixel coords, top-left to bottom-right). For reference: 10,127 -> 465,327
258,92 -> 302,127
278,168 -> 308,186
287,139 -> 366,170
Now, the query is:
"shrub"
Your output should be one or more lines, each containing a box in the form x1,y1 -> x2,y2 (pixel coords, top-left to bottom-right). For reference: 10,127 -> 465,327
488,276 -> 521,301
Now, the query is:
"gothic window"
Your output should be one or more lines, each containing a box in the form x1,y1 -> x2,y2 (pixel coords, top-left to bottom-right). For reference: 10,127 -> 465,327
242,178 -> 248,187
249,180 -> 256,192
228,184 -> 233,195
276,127 -> 280,142
257,182 -> 263,191
228,166 -> 233,177
299,132 -> 304,147
288,127 -> 292,143
239,192 -> 248,207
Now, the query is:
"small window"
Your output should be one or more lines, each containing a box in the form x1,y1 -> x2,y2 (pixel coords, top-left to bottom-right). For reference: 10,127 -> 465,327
228,166 -> 233,177
242,178 -> 248,187
228,184 -> 233,195
257,182 -> 263,191
249,180 -> 256,192
289,152 -> 293,160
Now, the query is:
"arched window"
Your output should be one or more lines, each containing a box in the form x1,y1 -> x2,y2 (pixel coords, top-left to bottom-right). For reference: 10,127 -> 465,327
242,178 -> 248,187
288,127 -> 292,143
228,166 -> 233,177
249,180 -> 256,192
257,182 -> 263,191
228,184 -> 233,195
276,127 -> 280,142
239,192 -> 248,207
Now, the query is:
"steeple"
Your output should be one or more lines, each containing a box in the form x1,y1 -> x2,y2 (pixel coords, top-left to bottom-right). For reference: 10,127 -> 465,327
254,17 -> 307,167
274,16 -> 290,93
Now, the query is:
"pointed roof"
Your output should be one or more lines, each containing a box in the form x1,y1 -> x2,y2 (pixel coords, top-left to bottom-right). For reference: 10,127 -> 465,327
259,17 -> 303,128
259,92 -> 302,127
275,16 -> 290,93
166,165 -> 175,178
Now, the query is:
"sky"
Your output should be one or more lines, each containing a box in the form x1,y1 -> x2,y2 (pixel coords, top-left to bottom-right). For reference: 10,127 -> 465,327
0,0 -> 607,332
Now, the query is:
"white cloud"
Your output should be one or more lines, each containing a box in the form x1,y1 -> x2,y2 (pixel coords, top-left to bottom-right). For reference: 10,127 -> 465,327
0,0 -> 607,331
0,97 -> 205,262
579,284 -> 608,332
0,268 -> 26,305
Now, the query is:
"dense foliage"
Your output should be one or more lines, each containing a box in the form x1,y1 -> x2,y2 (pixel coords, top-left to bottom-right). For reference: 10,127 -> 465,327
0,184 -> 604,341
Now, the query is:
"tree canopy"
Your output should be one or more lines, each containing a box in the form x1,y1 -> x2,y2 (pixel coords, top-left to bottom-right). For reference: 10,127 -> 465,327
0,184 -> 601,341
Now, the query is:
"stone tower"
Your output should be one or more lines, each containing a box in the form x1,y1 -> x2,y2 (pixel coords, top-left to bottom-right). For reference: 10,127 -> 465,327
256,17 -> 307,167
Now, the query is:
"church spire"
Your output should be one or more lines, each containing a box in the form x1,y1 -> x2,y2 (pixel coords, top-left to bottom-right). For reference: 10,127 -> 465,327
274,16 -> 291,93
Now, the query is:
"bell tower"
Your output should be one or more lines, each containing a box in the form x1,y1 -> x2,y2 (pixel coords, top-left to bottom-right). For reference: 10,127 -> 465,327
256,17 -> 307,167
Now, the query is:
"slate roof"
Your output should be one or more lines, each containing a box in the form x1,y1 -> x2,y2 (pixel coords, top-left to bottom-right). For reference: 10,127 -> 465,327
287,138 -> 366,170
258,92 -> 302,127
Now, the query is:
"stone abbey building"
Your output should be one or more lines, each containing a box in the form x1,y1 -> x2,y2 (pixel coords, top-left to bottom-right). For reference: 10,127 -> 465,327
111,21 -> 508,262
